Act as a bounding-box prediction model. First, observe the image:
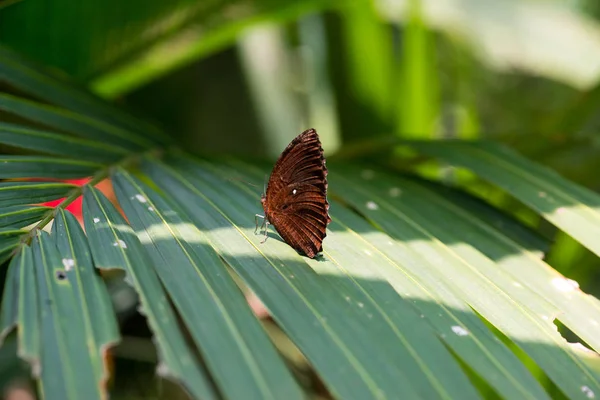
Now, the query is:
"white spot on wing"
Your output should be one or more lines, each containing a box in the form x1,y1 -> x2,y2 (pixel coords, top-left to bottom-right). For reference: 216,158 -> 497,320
552,277 -> 579,292
366,201 -> 379,210
451,325 -> 469,336
61,258 -> 75,271
113,239 -> 128,249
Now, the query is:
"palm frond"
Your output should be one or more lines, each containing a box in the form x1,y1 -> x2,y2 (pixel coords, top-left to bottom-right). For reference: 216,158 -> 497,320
0,44 -> 599,400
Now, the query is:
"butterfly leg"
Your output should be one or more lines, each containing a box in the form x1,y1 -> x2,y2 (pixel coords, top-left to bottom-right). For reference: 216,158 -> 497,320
255,214 -> 265,234
261,220 -> 270,243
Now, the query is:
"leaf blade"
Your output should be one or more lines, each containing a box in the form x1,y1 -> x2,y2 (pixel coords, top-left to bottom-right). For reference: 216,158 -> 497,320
0,156 -> 102,179
82,186 -> 217,400
144,156 -> 480,400
52,209 -> 121,394
32,231 -> 101,400
0,93 -> 153,150
0,45 -> 169,145
332,166 -> 600,399
112,169 -> 303,400
0,206 -> 52,229
0,182 -> 77,208
0,122 -> 128,163
408,140 -> 600,258
0,248 -> 23,343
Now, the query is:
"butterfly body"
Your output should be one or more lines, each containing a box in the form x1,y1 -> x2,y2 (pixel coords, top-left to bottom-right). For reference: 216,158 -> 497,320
258,129 -> 330,258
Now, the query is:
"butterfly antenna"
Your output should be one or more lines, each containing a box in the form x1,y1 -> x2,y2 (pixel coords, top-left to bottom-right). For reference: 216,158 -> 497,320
226,177 -> 259,188
263,174 -> 267,195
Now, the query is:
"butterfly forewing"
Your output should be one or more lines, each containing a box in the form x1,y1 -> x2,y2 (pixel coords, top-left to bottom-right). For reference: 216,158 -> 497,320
262,129 -> 330,258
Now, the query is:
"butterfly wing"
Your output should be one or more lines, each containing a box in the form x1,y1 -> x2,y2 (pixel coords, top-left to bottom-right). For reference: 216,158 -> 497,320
263,129 -> 330,258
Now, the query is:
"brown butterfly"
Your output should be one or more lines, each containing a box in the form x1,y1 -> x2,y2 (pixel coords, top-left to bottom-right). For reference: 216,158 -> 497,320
255,128 -> 331,258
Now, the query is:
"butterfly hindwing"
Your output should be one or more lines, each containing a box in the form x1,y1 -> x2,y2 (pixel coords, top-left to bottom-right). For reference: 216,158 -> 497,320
262,129 -> 330,258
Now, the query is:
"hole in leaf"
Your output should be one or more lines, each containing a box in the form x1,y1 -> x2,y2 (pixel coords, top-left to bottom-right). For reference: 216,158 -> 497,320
55,270 -> 67,281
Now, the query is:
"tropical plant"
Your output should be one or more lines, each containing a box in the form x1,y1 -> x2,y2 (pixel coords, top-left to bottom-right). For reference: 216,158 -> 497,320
1,0 -> 600,399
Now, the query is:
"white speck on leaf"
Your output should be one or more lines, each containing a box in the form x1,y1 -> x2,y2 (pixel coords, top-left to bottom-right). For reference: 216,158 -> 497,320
591,319 -> 599,327
61,258 -> 75,271
156,363 -> 169,376
148,206 -> 155,212
581,386 -> 595,399
538,191 -> 547,198
364,249 -> 372,256
135,194 -> 147,203
552,277 -> 579,292
512,281 -> 523,288
541,315 -> 549,321
556,207 -> 566,215
93,218 -> 100,224
113,240 -> 128,249
366,201 -> 379,210
357,302 -> 364,308
451,325 -> 469,336
389,187 -> 402,197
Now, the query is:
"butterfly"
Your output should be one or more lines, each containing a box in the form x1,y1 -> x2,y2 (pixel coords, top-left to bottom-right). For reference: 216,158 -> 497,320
255,128 -> 331,258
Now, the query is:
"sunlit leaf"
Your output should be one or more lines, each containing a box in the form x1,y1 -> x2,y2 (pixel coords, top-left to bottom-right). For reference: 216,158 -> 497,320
408,141 -> 600,259
331,166 -> 600,399
144,156 -> 481,399
82,187 -> 217,400
112,169 -> 303,400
